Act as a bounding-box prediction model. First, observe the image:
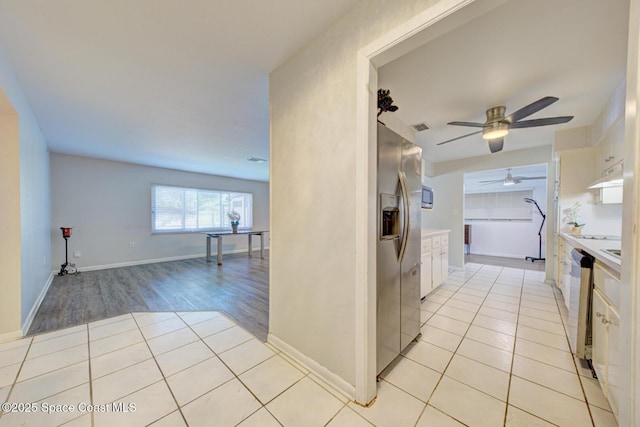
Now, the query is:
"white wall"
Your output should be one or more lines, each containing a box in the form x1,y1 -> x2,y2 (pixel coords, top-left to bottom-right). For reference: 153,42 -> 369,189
422,145 -> 554,270
270,0 -> 443,392
0,44 -> 51,337
465,183 -> 548,259
50,154 -> 269,270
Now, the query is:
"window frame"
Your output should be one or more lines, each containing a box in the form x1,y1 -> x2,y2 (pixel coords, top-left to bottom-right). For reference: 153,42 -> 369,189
151,184 -> 253,233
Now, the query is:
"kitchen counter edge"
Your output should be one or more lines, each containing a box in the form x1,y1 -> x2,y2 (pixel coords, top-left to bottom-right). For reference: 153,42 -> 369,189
560,233 -> 621,275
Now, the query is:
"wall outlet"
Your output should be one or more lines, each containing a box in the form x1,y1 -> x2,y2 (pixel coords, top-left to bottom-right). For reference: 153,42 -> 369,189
73,250 -> 81,258
129,242 -> 135,248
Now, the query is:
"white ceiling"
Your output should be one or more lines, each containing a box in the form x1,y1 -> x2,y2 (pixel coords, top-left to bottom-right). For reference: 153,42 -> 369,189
0,1 -> 630,182
379,0 -> 629,164
0,0 -> 359,181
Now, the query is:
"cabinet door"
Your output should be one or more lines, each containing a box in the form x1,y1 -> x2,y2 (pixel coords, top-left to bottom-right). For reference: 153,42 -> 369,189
607,305 -> 620,418
611,118 -> 625,168
440,234 -> 449,282
441,249 -> 448,283
432,250 -> 442,289
591,289 -> 608,389
420,252 -> 432,298
561,251 -> 573,311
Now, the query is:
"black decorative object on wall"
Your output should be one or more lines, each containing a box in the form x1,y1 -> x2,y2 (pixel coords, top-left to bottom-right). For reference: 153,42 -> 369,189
378,89 -> 399,119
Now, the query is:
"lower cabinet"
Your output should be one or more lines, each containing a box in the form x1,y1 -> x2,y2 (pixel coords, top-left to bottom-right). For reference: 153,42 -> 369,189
420,251 -> 432,298
420,231 -> 449,298
592,287 -> 620,420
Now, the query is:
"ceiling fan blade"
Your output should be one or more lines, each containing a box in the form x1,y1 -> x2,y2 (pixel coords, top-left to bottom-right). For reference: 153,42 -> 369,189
513,176 -> 546,180
507,96 -> 559,123
488,138 -> 504,153
479,179 -> 503,184
437,130 -> 482,145
509,116 -> 574,128
447,121 -> 485,127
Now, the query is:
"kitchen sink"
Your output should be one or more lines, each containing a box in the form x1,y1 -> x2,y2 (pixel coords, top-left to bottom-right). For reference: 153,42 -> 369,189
602,248 -> 622,259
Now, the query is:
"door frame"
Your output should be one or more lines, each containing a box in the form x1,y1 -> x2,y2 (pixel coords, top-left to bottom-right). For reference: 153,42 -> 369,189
354,3 -> 640,426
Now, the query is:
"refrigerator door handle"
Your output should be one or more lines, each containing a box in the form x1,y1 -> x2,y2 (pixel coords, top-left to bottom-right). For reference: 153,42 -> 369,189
398,170 -> 410,262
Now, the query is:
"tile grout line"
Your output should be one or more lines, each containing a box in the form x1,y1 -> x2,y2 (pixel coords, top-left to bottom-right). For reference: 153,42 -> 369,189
502,267 -> 525,426
0,337 -> 34,421
86,323 -> 94,427
505,271 -> 576,426
550,280 -> 600,426
177,311 -> 280,425
131,311 -> 191,426
408,265 -> 503,427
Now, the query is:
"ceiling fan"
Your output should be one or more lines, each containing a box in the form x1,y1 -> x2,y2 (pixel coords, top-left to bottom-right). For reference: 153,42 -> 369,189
479,168 -> 546,186
437,96 -> 574,153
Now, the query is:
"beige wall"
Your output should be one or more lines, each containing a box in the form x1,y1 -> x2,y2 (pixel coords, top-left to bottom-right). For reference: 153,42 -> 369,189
0,44 -> 51,338
0,102 -> 21,335
50,153 -> 269,269
269,0 -> 443,390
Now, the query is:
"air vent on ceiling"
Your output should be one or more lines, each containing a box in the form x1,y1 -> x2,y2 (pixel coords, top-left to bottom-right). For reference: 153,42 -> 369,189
412,122 -> 430,132
247,157 -> 268,163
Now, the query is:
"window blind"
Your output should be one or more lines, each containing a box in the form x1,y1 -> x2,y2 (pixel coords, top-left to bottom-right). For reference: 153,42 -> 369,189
464,189 -> 533,221
151,185 -> 253,232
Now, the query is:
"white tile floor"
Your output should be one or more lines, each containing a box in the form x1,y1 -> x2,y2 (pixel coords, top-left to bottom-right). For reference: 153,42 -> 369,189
0,263 -> 618,426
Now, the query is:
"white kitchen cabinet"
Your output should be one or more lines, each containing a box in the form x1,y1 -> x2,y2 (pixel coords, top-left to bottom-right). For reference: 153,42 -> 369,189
431,236 -> 442,290
440,234 -> 449,283
607,305 -> 620,417
420,230 -> 450,299
591,262 -> 621,422
420,238 -> 432,298
591,289 -> 607,383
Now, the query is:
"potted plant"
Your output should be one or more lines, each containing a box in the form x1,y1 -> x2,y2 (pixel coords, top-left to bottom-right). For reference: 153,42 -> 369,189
564,202 -> 585,234
227,211 -> 241,233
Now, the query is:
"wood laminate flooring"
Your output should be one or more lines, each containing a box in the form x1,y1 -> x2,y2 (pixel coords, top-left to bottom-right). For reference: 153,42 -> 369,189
28,252 -> 269,340
465,253 -> 545,271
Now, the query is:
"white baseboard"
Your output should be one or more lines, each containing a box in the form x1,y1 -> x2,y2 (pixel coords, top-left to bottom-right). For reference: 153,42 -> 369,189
268,333 -> 355,401
22,272 -> 55,336
470,251 -> 535,259
70,246 -> 269,272
0,329 -> 24,344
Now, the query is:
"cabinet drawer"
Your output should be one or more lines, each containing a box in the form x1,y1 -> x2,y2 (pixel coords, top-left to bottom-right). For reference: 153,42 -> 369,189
441,234 -> 448,246
432,236 -> 441,249
594,263 -> 620,310
421,238 -> 432,253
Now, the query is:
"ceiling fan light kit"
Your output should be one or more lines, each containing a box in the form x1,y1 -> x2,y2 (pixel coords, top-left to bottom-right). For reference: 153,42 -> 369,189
438,96 -> 574,153
482,106 -> 509,140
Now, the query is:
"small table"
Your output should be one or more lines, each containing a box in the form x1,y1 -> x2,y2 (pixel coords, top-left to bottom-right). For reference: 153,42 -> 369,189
203,230 -> 268,265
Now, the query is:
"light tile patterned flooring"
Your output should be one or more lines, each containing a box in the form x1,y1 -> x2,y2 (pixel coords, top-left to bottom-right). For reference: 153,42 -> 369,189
0,263 -> 618,426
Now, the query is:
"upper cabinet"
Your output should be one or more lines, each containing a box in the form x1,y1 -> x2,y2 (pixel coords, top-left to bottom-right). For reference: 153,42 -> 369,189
591,80 -> 626,178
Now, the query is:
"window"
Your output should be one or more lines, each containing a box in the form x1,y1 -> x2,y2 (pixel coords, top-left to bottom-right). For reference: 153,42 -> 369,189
464,189 -> 533,221
151,185 -> 252,232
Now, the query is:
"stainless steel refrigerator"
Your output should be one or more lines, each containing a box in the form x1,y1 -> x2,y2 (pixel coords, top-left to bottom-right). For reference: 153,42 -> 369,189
377,123 -> 422,375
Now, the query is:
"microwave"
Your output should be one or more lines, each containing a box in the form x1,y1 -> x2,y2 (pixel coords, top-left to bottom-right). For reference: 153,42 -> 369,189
421,185 -> 434,209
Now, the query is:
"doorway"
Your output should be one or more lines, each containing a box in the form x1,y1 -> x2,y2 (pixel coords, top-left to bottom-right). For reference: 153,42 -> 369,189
463,164 -> 547,270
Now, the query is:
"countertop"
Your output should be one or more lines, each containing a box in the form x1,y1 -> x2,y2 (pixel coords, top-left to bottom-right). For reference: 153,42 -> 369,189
422,229 -> 450,238
560,233 -> 621,274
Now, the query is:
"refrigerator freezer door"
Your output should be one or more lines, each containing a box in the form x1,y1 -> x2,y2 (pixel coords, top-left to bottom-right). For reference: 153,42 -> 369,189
400,142 -> 422,351
376,124 -> 403,374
